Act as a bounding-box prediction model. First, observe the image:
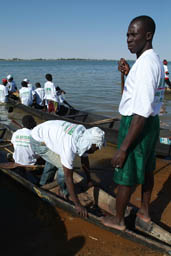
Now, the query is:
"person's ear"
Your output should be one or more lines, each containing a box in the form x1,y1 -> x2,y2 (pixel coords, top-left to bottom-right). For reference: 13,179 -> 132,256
146,31 -> 153,40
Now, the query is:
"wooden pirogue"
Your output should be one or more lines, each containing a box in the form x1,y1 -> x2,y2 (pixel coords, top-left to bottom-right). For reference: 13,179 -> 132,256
0,124 -> 170,255
8,97 -> 171,158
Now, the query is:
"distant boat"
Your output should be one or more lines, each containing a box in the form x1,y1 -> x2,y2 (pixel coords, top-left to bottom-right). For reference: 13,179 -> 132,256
8,97 -> 171,158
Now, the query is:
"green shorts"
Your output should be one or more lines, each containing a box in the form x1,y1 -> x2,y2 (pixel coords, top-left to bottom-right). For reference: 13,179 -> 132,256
114,115 -> 160,186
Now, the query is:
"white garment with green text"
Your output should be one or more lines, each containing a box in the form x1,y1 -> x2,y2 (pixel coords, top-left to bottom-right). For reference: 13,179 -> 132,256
11,128 -> 37,165
119,49 -> 165,118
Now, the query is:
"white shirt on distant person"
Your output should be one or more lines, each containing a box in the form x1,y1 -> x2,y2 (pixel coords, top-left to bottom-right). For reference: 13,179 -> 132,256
19,87 -> 33,106
163,64 -> 169,79
44,81 -> 58,102
7,81 -> 17,92
0,84 -> 8,103
119,49 -> 165,118
34,87 -> 45,106
11,128 -> 37,165
27,83 -> 35,91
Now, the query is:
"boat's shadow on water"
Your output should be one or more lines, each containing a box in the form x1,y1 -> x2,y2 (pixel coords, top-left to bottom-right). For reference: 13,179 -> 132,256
0,172 -> 85,256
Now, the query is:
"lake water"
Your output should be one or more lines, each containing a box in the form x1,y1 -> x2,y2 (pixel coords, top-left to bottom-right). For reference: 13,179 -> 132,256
0,60 -> 171,127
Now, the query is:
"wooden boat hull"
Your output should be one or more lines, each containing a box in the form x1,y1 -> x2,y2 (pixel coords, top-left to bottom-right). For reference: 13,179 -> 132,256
0,167 -> 170,255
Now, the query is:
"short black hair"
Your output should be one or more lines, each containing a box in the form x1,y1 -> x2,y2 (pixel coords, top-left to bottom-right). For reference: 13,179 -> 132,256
35,82 -> 41,88
21,81 -> 28,87
22,115 -> 37,129
131,15 -> 156,36
45,74 -> 52,81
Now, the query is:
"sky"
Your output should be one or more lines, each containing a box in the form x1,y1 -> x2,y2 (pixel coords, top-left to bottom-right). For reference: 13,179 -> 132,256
1,0 -> 171,60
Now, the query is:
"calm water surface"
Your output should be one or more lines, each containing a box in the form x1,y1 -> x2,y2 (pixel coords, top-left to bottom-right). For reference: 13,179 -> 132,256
0,60 -> 170,127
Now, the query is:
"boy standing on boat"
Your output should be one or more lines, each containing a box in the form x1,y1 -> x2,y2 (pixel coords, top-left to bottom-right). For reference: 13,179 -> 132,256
44,74 -> 58,113
30,120 -> 105,217
101,16 -> 165,231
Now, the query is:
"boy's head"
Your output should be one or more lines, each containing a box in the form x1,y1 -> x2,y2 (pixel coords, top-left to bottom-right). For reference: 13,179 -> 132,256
35,82 -> 41,88
45,74 -> 52,81
2,79 -> 8,85
163,59 -> 168,65
22,115 -> 37,129
7,74 -> 13,82
23,78 -> 29,83
21,81 -> 28,87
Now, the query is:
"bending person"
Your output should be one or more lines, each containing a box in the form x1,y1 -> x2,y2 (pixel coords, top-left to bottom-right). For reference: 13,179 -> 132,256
30,120 -> 105,217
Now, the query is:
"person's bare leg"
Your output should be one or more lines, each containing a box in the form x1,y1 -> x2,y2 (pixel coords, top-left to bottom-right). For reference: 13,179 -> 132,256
100,185 -> 132,230
137,170 -> 154,222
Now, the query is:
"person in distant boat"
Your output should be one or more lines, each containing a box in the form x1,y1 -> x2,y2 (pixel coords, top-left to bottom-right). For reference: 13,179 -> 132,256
33,82 -> 45,109
30,120 -> 105,217
7,74 -> 18,93
100,16 -> 165,231
0,79 -> 9,103
19,81 -> 33,106
56,86 -> 74,115
44,73 -> 58,113
163,59 -> 171,89
23,78 -> 35,91
7,75 -> 19,100
11,115 -> 38,165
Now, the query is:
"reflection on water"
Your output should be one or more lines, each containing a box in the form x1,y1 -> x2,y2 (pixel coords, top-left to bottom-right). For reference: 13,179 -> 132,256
0,172 -> 84,256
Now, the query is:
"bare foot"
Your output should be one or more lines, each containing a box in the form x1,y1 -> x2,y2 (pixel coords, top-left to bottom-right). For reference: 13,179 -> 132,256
136,211 -> 151,223
99,215 -> 126,231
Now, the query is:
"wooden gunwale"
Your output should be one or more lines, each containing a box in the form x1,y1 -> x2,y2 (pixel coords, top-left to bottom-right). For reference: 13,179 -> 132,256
8,98 -> 171,157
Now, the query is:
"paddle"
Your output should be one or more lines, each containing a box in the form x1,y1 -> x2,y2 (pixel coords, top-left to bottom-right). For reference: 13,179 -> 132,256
119,58 -> 130,94
11,119 -> 22,128
3,147 -> 13,154
121,73 -> 124,95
